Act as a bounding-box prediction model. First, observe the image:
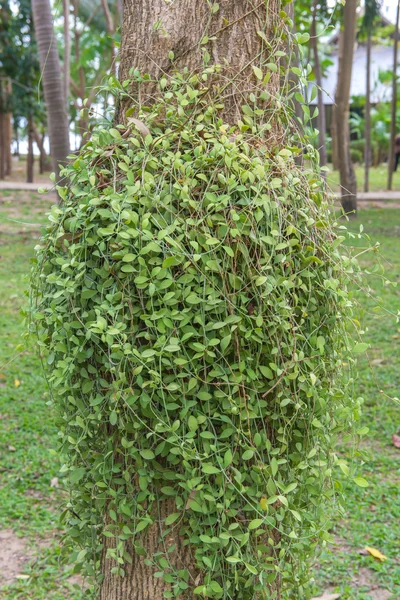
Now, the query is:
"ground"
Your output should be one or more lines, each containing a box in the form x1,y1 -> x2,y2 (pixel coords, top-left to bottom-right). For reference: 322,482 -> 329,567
0,182 -> 398,599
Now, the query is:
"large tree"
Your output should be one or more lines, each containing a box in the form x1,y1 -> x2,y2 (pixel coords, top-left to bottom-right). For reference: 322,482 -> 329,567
32,2 -> 357,600
32,0 -> 70,183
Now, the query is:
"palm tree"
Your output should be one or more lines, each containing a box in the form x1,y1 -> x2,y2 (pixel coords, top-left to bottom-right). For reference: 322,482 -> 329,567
32,0 -> 70,184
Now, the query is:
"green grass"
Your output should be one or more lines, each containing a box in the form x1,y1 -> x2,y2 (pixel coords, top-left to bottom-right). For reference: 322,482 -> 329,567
311,208 -> 400,599
0,192 -> 398,599
0,191 -> 87,599
327,164 -> 400,193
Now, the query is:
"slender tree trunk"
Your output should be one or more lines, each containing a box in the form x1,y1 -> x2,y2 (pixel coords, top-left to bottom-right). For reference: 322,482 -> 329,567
100,0 -> 282,597
3,79 -> 12,177
335,0 -> 358,215
331,107 -> 339,170
32,0 -> 70,184
63,0 -> 70,112
0,81 -> 5,180
101,0 -> 117,75
364,30 -> 372,192
33,125 -> 48,173
310,0 -> 327,169
27,114 -> 34,183
388,0 -> 400,190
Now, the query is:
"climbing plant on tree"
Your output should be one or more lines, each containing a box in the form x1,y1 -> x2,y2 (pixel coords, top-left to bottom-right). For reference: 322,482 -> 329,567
31,1 -> 362,598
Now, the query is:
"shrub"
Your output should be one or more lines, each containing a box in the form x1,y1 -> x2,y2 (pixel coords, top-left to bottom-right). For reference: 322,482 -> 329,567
31,73 -> 360,598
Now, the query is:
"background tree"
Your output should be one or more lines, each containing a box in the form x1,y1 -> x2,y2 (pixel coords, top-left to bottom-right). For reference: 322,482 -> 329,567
310,0 -> 328,169
361,0 -> 381,192
0,0 -> 47,182
388,0 -> 400,190
32,0 -> 70,183
335,0 -> 358,215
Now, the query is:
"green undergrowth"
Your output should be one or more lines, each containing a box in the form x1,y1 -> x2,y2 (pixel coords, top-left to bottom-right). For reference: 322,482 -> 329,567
312,208 -> 400,599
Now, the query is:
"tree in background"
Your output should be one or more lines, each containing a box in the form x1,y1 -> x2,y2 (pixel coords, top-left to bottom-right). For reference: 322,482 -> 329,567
0,0 -> 47,182
32,0 -> 70,184
388,0 -> 400,190
335,0 -> 358,215
310,0 -> 328,169
362,0 -> 381,192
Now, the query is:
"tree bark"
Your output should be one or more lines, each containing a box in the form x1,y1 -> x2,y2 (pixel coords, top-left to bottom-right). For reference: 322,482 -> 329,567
364,30 -> 371,192
388,0 -> 400,190
63,0 -> 71,112
118,0 -> 281,127
27,114 -> 34,183
32,0 -> 70,184
335,0 -> 358,215
33,125 -> 48,173
0,81 -> 4,180
100,1 -> 282,598
310,0 -> 327,169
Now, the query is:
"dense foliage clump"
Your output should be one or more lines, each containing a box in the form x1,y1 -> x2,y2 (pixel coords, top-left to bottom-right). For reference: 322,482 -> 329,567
31,72 -> 360,598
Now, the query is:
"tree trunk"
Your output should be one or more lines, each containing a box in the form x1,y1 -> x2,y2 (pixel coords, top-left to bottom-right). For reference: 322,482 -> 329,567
310,0 -> 327,170
27,114 -> 34,183
335,0 -> 357,215
364,30 -> 371,192
118,0 -> 281,126
388,0 -> 400,190
33,125 -> 48,174
0,80 -> 4,181
100,1 -> 282,598
101,0 -> 117,75
63,0 -> 71,112
32,0 -> 70,184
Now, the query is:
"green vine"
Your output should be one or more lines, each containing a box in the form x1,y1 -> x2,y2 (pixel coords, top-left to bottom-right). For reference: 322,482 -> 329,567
30,65 -> 362,599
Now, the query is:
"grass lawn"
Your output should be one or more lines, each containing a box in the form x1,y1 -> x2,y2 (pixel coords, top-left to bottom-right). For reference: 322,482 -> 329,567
311,208 -> 400,599
0,190 -> 85,599
327,164 -> 400,194
0,191 -> 398,599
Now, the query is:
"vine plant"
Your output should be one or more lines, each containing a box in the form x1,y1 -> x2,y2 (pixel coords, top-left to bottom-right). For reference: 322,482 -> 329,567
30,12 -> 367,600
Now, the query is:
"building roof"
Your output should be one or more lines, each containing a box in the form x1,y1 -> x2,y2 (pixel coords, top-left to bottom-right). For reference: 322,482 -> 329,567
310,43 -> 394,105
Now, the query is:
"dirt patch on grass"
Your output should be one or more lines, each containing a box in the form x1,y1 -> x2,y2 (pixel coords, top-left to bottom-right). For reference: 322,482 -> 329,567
354,567 -> 393,599
0,529 -> 30,585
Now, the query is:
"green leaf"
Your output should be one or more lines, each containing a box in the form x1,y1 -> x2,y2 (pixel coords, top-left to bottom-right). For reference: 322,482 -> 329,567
122,253 -> 135,262
165,512 -> 180,526
109,411 -> 118,425
202,464 -> 220,475
252,66 -> 263,80
70,468 -> 85,483
140,449 -> 155,460
248,518 -> 263,530
353,477 -> 369,488
352,342 -> 370,353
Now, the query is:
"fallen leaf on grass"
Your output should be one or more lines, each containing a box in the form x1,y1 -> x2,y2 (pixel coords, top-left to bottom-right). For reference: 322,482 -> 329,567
15,574 -> 30,580
311,594 -> 341,600
8,445 -> 16,452
392,434 -> 400,449
50,477 -> 59,488
14,378 -> 21,387
358,546 -> 387,561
